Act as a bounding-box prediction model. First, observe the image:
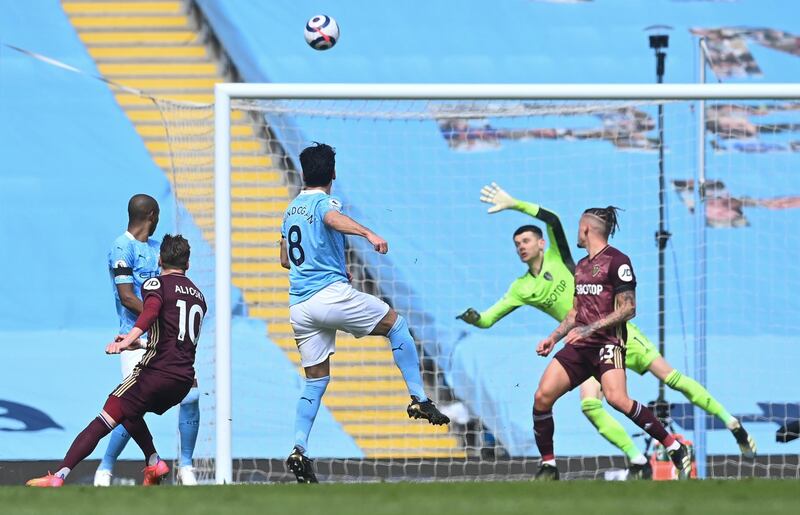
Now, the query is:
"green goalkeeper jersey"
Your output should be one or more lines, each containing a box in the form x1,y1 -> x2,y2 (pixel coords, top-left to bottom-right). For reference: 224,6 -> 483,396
475,200 -> 576,327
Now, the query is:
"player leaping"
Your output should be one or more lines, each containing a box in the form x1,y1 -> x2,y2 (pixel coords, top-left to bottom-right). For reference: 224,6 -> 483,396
27,235 -> 205,487
459,184 -> 755,477
280,143 -> 449,484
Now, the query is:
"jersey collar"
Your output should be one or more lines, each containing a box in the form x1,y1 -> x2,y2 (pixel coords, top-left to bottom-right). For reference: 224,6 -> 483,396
588,244 -> 611,262
298,189 -> 325,196
124,231 -> 135,240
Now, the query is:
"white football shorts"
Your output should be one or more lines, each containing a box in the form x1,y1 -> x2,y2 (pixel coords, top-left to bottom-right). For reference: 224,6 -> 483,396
289,281 -> 391,367
120,343 -> 146,378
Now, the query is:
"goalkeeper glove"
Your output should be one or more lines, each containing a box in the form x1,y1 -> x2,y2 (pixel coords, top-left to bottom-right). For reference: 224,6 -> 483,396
480,182 -> 516,213
456,308 -> 481,325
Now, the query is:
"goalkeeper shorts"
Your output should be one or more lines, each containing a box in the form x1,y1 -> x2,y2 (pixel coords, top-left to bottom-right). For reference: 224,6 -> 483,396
624,322 -> 661,375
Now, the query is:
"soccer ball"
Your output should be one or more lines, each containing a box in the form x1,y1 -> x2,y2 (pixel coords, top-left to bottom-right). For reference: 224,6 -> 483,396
304,15 -> 339,51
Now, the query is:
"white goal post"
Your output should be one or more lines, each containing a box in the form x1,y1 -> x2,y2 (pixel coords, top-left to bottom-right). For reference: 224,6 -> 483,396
213,83 -> 800,485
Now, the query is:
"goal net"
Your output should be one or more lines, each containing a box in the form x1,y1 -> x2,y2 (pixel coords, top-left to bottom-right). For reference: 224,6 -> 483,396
154,86 -> 800,482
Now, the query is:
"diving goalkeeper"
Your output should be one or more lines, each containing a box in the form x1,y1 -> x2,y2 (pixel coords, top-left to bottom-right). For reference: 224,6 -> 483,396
457,183 -> 756,477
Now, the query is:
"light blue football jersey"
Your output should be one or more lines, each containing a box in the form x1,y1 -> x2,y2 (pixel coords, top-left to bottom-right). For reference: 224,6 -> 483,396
281,190 -> 348,305
108,231 -> 161,333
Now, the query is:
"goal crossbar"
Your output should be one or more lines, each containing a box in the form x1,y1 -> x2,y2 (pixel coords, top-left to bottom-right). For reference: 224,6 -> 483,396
215,82 -> 800,101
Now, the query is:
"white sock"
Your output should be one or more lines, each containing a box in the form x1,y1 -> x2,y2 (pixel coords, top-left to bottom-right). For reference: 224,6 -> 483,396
726,418 -> 741,431
55,467 -> 70,479
147,453 -> 160,466
630,454 -> 648,465
666,440 -> 681,452
542,459 -> 556,467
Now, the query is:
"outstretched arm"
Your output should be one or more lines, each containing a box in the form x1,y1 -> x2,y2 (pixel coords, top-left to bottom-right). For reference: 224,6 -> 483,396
323,210 -> 388,254
479,183 -> 575,272
457,292 -> 522,329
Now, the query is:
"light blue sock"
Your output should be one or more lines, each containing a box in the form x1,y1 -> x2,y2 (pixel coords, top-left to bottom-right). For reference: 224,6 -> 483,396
178,387 -> 200,467
388,315 -> 427,401
98,425 -> 131,472
294,376 -> 330,454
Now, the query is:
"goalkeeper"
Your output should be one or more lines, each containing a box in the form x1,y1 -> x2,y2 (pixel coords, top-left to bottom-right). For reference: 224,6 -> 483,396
457,183 -> 756,477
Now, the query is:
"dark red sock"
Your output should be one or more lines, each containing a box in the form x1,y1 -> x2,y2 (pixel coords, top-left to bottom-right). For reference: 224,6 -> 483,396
122,417 -> 157,462
533,408 -> 555,461
58,417 -> 113,470
626,400 -> 675,447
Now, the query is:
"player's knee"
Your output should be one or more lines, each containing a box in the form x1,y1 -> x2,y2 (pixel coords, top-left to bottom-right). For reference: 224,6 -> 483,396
101,396 -> 125,426
181,387 -> 200,405
580,397 -> 603,417
534,389 -> 554,410
372,309 -> 398,336
605,392 -> 631,413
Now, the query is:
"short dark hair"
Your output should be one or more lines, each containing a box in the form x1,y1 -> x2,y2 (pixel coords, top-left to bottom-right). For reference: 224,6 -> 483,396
299,142 -> 336,187
513,225 -> 544,239
160,234 -> 190,270
128,194 -> 159,222
583,206 -> 623,238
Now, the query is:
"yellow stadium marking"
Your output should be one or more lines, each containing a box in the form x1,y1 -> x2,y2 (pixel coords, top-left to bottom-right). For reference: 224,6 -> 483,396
116,93 -> 213,106
244,291 -> 300,305
232,262 -> 287,274
63,2 -> 183,14
90,46 -> 206,59
330,410 -> 423,423
367,450 -> 463,459
328,365 -> 401,378
231,232 -> 283,244
127,108 -> 225,122
285,350 -> 394,366
323,395 -> 411,408
70,16 -> 190,29
356,437 -> 460,450
271,338 -> 389,353
341,424 -> 451,436
98,63 -> 218,76
174,186 -> 286,198
233,276 -> 290,289
328,381 -> 407,394
231,171 -> 283,183
234,306 -> 288,320
136,124 -> 252,138
190,216 -> 282,230
153,155 -> 212,168
109,78 -> 221,90
231,248 -> 281,261
231,185 -> 288,197
78,31 -> 197,44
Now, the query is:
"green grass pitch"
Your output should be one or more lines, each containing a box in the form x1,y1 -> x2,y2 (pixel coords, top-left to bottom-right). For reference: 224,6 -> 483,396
3,480 -> 798,515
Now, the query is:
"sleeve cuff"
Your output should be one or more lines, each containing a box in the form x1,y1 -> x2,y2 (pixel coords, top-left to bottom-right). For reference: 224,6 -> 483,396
515,200 -> 540,216
614,283 -> 636,294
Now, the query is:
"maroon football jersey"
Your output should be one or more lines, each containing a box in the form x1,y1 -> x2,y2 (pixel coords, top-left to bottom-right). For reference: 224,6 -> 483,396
572,245 -> 636,347
138,273 -> 207,382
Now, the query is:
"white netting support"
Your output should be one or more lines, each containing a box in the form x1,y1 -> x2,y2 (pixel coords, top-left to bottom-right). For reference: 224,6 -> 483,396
156,84 -> 800,483
152,98 -> 218,483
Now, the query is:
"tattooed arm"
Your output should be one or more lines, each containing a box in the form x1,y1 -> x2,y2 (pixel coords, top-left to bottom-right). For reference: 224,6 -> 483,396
537,297 -> 579,357
564,289 -> 636,345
